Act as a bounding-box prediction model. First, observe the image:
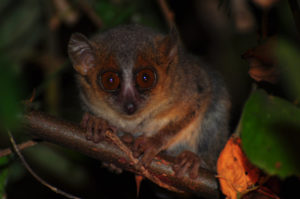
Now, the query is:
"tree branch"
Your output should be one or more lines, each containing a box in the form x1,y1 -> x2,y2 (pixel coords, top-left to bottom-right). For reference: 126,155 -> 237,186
78,0 -> 102,29
22,110 -> 219,199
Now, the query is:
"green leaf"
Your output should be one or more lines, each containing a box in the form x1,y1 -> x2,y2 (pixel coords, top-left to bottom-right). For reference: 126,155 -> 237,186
95,0 -> 137,28
26,145 -> 88,186
0,1 -> 40,50
93,0 -> 163,30
0,157 -> 9,199
276,37 -> 300,100
0,0 -> 42,61
0,0 -> 10,14
241,90 -> 300,178
0,56 -> 21,130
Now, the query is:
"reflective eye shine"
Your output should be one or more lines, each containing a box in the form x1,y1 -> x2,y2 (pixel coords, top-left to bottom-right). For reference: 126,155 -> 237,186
136,68 -> 156,90
142,73 -> 149,82
100,71 -> 120,91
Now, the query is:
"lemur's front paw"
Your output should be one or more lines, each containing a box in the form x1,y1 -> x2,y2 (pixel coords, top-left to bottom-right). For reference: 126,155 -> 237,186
80,112 -> 116,143
173,151 -> 203,179
133,135 -> 163,167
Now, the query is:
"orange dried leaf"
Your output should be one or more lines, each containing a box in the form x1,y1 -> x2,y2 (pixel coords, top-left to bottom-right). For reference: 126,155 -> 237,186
249,65 -> 277,83
217,137 -> 261,199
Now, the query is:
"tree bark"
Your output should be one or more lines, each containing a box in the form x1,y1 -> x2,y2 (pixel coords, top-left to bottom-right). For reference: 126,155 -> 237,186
22,110 -> 220,199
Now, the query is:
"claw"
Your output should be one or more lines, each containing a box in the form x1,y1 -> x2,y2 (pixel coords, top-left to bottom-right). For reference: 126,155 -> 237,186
133,135 -> 146,158
173,151 -> 202,179
80,112 -> 116,143
133,135 -> 162,167
80,112 -> 89,127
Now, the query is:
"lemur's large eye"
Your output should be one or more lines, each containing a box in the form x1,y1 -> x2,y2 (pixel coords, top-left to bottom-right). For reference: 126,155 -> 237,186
100,71 -> 120,92
136,69 -> 156,90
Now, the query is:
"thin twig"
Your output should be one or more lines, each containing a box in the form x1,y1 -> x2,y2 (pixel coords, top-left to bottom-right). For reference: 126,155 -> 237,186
0,140 -> 37,157
104,130 -> 182,193
78,0 -> 102,29
157,0 -> 175,28
51,0 -> 79,28
7,130 -> 81,199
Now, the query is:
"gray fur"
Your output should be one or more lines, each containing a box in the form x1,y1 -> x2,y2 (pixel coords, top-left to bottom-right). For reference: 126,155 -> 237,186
71,24 -> 231,172
92,24 -> 161,71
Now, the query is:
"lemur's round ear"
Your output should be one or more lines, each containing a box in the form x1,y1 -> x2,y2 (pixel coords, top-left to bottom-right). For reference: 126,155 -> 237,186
68,33 -> 96,75
157,26 -> 179,65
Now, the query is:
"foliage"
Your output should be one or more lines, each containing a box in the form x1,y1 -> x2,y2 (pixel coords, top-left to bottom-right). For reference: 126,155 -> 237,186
241,90 -> 300,178
0,157 -> 9,199
276,37 -> 300,100
0,0 -> 43,61
217,137 -> 261,199
93,0 -> 163,30
0,57 -> 21,130
0,0 -> 44,130
25,145 -> 88,186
